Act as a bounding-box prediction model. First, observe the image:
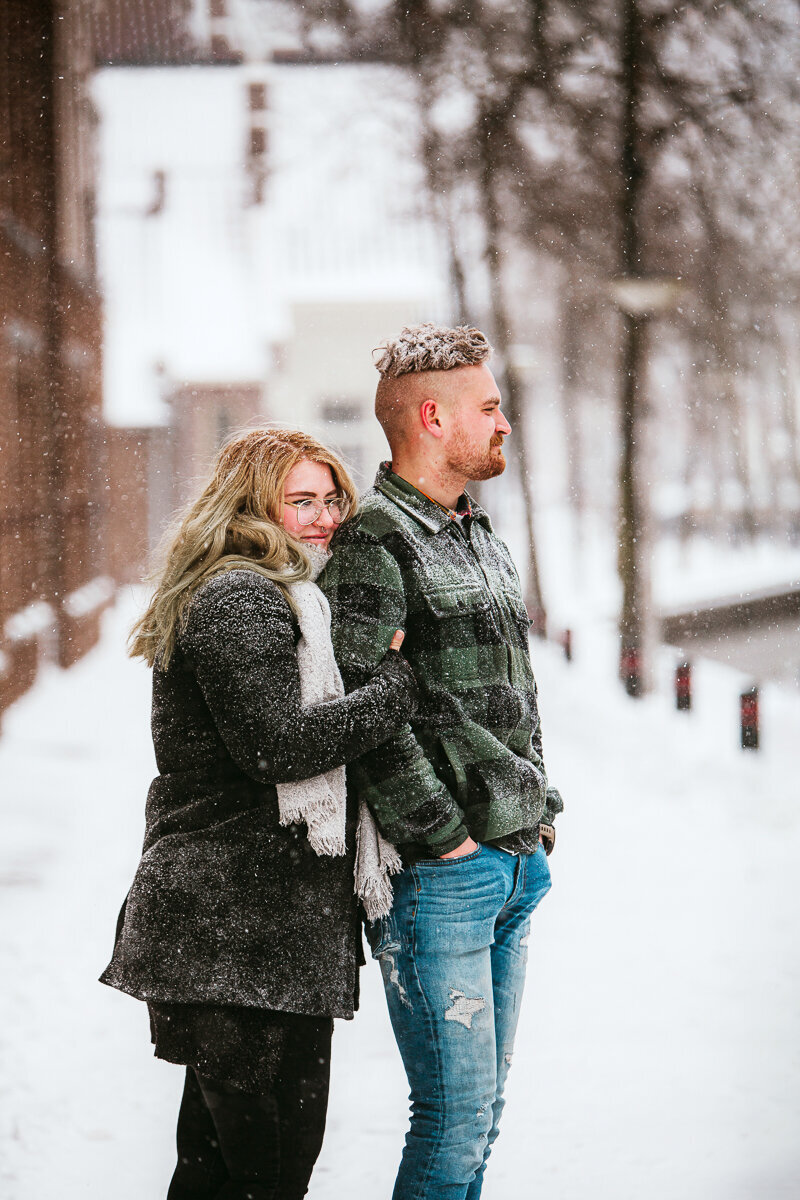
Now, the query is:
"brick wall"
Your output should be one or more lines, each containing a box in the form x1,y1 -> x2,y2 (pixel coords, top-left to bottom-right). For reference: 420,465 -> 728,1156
0,0 -> 109,717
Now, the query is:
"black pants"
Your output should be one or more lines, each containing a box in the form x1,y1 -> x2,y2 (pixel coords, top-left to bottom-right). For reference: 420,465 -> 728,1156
166,1021 -> 332,1200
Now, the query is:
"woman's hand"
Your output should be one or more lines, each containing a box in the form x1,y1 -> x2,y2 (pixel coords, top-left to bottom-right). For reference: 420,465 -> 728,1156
373,629 -> 418,713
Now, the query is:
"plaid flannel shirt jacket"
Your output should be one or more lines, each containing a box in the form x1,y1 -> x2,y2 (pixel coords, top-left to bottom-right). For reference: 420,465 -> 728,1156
320,463 -> 563,863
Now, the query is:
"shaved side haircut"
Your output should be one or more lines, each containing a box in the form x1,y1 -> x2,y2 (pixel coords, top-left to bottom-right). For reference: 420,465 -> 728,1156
374,323 -> 493,447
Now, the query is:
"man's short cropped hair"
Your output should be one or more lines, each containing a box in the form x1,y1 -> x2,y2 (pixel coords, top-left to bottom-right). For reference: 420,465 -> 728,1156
374,323 -> 493,379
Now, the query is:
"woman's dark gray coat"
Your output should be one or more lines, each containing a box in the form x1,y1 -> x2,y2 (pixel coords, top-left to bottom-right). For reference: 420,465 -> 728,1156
101,569 -> 417,1019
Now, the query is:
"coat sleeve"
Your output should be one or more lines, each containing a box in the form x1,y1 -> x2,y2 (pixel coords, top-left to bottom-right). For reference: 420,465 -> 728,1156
180,570 -> 418,785
320,534 -> 471,855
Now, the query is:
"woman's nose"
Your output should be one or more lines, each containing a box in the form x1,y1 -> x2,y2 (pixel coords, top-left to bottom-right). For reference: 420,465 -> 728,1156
316,505 -> 336,528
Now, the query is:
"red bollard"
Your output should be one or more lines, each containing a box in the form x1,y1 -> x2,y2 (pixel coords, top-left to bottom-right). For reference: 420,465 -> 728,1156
740,685 -> 759,750
676,661 -> 692,711
620,646 -> 641,697
561,629 -> 572,662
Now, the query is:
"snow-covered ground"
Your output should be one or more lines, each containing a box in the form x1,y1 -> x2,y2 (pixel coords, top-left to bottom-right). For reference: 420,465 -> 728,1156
1,585 -> 798,1199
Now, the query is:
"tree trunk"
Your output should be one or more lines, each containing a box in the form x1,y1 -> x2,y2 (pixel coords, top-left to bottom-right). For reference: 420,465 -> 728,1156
617,313 -> 653,693
560,275 -> 588,523
477,124 -> 546,632
617,0 -> 651,694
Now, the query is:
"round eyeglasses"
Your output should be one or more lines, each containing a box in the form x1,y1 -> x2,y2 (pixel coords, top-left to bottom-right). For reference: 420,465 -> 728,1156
284,497 -> 350,526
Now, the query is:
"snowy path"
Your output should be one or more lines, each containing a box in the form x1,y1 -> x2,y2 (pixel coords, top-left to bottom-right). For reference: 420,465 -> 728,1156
1,597 -> 798,1199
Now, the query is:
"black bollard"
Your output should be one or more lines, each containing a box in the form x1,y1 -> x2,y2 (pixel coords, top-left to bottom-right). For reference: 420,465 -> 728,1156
620,646 -> 641,697
676,661 -> 692,711
740,685 -> 759,750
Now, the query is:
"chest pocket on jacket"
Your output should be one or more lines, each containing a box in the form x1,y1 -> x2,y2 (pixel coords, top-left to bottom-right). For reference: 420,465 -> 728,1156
416,575 -> 492,688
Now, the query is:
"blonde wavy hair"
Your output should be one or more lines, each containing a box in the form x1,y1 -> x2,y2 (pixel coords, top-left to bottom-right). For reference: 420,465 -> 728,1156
129,426 -> 357,669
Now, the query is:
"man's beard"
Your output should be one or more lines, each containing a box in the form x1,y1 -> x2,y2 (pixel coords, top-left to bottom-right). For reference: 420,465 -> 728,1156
446,433 -> 507,482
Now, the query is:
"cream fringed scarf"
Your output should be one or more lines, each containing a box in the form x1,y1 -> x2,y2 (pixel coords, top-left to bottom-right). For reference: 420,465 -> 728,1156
275,548 -> 402,920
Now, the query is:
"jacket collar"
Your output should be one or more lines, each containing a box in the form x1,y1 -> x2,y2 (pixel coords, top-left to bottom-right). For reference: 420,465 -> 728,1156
374,462 -> 493,535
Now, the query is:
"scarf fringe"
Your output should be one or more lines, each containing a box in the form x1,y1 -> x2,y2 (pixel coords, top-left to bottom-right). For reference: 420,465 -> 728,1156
354,801 -> 403,919
277,779 -> 341,828
359,877 -> 398,923
307,829 -> 347,857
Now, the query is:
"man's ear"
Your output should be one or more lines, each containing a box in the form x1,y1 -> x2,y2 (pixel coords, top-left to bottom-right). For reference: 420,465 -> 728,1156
420,398 -> 444,438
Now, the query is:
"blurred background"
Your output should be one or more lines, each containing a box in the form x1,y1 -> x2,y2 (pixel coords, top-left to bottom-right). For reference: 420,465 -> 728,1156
2,0 -> 799,712
2,4 -> 800,1198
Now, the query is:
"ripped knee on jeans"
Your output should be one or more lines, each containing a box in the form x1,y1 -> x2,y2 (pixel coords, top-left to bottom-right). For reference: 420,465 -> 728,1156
443,988 -> 486,1030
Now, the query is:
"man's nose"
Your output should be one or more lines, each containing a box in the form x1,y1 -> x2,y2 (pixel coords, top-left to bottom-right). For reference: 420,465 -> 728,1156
496,409 -> 512,435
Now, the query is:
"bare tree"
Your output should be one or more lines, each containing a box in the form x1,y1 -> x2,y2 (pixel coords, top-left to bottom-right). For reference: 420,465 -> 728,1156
274,0 -> 800,687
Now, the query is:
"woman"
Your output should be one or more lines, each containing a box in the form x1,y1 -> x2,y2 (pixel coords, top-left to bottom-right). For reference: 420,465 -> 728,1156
101,427 -> 417,1200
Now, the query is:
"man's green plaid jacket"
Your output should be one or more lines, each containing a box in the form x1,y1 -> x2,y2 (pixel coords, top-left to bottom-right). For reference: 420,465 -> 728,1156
320,464 -> 563,862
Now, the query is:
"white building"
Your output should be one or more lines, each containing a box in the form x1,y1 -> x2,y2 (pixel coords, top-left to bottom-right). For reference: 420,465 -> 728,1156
94,57 -> 450,502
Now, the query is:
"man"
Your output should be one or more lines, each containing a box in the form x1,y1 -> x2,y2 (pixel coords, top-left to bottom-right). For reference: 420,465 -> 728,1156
320,323 -> 563,1200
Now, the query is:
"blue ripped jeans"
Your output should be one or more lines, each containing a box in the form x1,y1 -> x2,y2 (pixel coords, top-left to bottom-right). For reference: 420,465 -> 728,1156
365,842 -> 552,1200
